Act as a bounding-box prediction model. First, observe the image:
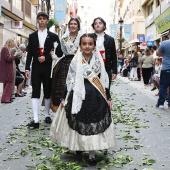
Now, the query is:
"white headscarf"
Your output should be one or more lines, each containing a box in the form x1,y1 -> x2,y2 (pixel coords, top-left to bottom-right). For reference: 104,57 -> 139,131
61,18 -> 83,48
66,47 -> 109,114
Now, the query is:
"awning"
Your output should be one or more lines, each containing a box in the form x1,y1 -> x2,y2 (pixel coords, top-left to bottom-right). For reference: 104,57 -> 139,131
150,34 -> 161,41
161,30 -> 170,37
129,39 -> 139,44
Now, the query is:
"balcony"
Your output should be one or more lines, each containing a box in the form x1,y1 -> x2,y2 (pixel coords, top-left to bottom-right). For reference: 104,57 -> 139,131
24,1 -> 37,29
0,0 -> 10,11
25,0 -> 31,18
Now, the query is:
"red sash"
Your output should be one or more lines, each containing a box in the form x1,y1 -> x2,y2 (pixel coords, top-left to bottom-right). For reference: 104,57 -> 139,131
39,48 -> 44,56
100,50 -> 106,65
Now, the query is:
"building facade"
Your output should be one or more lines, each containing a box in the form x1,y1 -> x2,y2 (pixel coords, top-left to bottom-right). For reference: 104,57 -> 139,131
141,0 -> 170,47
117,0 -> 145,55
0,0 -> 53,49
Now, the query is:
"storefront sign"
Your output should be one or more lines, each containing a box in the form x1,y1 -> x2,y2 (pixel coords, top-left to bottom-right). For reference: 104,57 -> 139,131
147,41 -> 154,46
138,35 -> 145,42
146,27 -> 154,41
142,41 -> 146,46
11,21 -> 23,29
154,7 -> 170,34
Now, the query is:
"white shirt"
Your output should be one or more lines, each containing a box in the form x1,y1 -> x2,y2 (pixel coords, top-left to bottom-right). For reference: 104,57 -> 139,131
153,51 -> 158,59
38,28 -> 47,48
96,32 -> 105,51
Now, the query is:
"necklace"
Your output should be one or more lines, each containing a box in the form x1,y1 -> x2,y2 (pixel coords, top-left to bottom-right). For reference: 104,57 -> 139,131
69,33 -> 78,43
84,55 -> 92,64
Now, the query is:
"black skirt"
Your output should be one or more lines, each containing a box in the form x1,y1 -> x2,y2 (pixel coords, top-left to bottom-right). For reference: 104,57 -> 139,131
65,79 -> 112,136
51,55 -> 74,107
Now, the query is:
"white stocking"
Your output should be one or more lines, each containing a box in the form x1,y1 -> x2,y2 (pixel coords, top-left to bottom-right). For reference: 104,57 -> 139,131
45,98 -> 51,117
32,98 -> 40,123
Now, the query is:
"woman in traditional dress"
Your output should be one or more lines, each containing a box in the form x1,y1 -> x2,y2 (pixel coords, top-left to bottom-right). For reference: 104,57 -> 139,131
50,34 -> 115,165
51,18 -> 83,112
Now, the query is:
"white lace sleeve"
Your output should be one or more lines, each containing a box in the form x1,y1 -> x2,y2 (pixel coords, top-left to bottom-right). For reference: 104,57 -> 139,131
61,38 -> 68,55
66,57 -> 77,91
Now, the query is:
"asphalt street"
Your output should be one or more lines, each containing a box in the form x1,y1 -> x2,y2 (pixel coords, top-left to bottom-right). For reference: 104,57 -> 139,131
0,77 -> 170,170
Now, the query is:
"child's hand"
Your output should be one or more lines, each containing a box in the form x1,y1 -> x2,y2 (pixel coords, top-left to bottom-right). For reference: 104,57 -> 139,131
50,51 -> 54,58
60,100 -> 66,111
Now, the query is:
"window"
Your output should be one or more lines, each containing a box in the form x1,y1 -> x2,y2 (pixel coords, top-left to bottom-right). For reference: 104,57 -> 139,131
147,1 -> 153,15
13,0 -> 22,11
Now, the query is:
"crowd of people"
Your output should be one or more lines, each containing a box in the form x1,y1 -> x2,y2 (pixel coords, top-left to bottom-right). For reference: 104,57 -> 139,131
118,31 -> 170,109
0,11 -> 170,166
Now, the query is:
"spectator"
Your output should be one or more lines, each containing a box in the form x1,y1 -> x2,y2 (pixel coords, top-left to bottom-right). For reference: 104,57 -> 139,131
141,48 -> 153,86
0,39 -> 18,103
152,58 -> 162,96
137,52 -> 142,81
118,53 -> 124,74
121,59 -> 129,77
18,44 -> 26,75
152,45 -> 158,68
15,69 -> 25,97
129,51 -> 138,81
156,30 -> 170,108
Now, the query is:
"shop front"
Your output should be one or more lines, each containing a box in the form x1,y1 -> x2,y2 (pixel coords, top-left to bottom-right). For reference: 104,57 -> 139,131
154,7 -> 170,41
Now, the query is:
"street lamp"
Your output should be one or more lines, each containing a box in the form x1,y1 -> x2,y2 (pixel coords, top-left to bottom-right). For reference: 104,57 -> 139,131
118,17 -> 124,52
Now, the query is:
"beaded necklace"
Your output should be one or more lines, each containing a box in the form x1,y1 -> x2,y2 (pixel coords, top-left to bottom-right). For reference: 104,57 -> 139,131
83,55 -> 92,64
69,32 -> 78,43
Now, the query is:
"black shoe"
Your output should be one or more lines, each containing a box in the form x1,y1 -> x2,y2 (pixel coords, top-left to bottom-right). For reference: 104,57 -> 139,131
27,120 -> 39,129
1,101 -> 12,103
22,91 -> 27,95
15,93 -> 24,97
45,117 -> 52,124
151,87 -> 157,91
88,158 -> 97,166
155,103 -> 159,107
76,151 -> 83,155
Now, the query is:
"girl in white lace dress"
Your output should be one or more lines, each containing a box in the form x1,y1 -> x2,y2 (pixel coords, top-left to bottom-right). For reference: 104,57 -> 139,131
50,34 -> 115,165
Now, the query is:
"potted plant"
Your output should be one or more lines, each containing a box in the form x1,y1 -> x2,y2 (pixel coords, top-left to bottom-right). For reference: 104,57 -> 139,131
117,37 -> 125,42
46,18 -> 59,28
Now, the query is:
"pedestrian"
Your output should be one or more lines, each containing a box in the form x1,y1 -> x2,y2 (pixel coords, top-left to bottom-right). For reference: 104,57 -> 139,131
141,48 -> 153,86
25,12 -> 63,129
137,52 -> 142,81
152,45 -> 158,69
0,39 -> 18,103
129,51 -> 138,81
152,57 -> 162,96
15,69 -> 25,97
91,17 -> 117,88
156,30 -> 170,109
50,33 -> 115,166
10,45 -> 23,100
118,52 -> 124,74
121,59 -> 129,77
18,44 -> 26,75
51,17 -> 83,112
